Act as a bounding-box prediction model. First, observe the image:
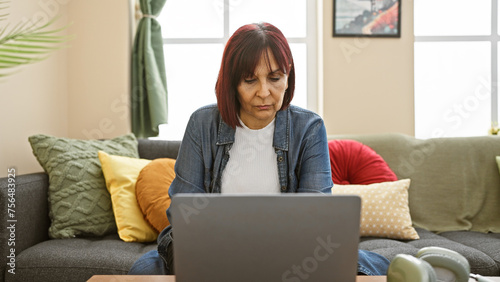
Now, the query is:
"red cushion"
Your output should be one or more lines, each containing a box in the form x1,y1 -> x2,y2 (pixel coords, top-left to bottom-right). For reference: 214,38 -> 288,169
328,139 -> 397,185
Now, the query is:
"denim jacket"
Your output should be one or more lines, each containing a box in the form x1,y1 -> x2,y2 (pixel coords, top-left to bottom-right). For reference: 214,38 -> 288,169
156,104 -> 389,276
158,104 -> 333,269
167,104 -> 332,218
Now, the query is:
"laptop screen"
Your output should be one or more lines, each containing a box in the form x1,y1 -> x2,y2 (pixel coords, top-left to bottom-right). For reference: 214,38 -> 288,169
170,194 -> 361,282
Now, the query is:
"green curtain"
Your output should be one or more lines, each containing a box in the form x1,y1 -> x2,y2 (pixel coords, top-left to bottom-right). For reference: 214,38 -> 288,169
131,0 -> 168,138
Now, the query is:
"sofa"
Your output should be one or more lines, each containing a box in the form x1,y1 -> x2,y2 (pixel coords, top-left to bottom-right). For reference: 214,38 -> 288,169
334,133 -> 500,277
0,139 -> 180,282
1,133 -> 500,281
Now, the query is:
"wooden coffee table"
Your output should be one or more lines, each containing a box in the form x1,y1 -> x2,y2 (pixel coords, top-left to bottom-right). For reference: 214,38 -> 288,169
88,276 -> 500,282
88,276 -> 384,281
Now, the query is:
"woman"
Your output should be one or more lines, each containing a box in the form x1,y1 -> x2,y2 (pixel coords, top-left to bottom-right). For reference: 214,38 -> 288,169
129,22 -> 389,276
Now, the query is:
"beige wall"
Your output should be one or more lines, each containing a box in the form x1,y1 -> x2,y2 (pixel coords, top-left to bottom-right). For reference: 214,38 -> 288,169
0,0 -> 69,177
322,0 -> 414,136
0,0 -> 131,177
67,0 -> 131,140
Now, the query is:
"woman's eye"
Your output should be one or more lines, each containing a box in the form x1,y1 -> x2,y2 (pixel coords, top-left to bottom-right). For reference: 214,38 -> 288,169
244,78 -> 256,83
269,76 -> 281,82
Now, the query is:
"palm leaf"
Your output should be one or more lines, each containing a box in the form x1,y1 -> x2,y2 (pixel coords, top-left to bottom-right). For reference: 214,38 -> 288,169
0,1 -> 72,77
0,1 -> 9,24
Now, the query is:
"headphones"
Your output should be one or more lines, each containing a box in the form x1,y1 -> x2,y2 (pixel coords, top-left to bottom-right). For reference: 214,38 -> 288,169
387,247 -> 494,282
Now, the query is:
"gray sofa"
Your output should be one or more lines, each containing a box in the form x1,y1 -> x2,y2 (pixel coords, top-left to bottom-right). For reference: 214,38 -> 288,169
337,133 -> 500,276
0,139 -> 180,282
1,134 -> 500,281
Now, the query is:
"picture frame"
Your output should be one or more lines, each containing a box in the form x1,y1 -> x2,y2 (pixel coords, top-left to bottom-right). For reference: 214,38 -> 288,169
333,0 -> 401,38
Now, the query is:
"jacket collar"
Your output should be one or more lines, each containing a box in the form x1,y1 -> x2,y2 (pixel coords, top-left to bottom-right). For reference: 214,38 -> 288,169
273,108 -> 289,151
216,108 -> 289,151
216,115 -> 235,145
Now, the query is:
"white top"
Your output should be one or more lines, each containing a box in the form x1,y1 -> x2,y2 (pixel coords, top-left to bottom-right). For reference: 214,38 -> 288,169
221,118 -> 280,194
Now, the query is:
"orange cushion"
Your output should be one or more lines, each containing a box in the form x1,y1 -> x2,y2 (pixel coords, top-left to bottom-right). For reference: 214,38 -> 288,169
135,158 -> 176,233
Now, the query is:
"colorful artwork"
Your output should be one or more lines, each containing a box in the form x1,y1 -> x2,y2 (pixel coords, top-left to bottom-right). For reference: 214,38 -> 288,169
333,0 -> 401,37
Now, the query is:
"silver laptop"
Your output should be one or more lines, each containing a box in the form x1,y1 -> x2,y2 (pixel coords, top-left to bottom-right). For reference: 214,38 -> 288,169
170,194 -> 361,282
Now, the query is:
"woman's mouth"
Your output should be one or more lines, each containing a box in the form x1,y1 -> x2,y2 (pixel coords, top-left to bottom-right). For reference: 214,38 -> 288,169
256,105 -> 271,110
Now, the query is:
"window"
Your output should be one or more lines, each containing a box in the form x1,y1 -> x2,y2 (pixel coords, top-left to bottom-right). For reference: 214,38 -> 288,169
414,0 -> 497,139
154,0 -> 317,140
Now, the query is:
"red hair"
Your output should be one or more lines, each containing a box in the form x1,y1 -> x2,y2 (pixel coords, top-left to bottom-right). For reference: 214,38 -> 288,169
215,22 -> 295,128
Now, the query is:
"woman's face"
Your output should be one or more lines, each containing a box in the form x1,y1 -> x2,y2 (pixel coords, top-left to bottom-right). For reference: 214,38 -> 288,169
237,50 -> 288,130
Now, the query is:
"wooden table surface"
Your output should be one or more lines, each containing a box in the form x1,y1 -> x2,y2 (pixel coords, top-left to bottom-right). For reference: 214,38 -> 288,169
88,276 -> 385,282
88,275 -> 500,282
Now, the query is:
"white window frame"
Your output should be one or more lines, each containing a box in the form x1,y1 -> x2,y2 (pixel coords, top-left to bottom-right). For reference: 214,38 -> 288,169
161,0 -> 319,114
414,1 -> 499,134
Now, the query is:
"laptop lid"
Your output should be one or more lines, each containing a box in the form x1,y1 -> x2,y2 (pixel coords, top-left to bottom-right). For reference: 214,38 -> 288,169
170,194 -> 361,282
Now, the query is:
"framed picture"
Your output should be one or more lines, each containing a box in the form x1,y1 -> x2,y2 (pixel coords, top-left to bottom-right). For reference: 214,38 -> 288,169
333,0 -> 401,38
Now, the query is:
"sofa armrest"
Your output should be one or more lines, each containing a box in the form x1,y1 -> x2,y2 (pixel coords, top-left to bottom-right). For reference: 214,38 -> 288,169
0,172 -> 50,275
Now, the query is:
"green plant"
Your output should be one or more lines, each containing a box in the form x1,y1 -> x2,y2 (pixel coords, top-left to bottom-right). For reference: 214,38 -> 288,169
489,121 -> 499,135
0,0 -> 70,77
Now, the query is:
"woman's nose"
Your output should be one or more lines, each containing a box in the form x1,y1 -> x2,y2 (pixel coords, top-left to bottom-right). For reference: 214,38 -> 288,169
256,82 -> 271,98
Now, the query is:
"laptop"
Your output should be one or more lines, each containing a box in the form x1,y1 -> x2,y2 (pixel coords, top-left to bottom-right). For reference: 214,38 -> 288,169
169,194 -> 361,282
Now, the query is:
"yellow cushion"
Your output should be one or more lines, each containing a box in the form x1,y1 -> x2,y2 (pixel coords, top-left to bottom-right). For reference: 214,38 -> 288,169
331,179 -> 419,240
98,151 -> 158,242
136,158 -> 176,233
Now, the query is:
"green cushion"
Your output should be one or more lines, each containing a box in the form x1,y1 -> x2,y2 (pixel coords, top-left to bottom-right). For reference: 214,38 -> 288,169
28,133 -> 139,238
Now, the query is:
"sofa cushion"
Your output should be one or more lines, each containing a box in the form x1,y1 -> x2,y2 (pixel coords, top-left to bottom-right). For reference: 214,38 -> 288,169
332,133 -> 500,233
332,179 -> 419,240
137,139 -> 181,160
98,151 -> 158,242
8,234 -> 156,282
136,158 -> 176,233
28,133 -> 139,239
359,228 -> 499,276
439,231 -> 500,274
328,139 -> 397,185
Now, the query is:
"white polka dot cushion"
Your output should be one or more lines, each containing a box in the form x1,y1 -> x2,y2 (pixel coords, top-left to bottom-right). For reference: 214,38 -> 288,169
331,179 -> 419,240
